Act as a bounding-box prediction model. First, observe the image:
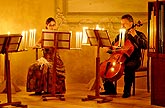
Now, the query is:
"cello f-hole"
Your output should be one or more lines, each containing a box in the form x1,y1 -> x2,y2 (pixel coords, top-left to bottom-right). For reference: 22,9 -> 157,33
104,62 -> 111,77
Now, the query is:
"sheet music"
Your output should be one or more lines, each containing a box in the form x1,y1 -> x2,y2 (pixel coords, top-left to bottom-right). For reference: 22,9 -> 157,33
0,37 -> 5,52
0,38 -> 5,44
0,34 -> 22,53
97,30 -> 109,38
10,37 -> 21,43
86,29 -> 98,46
57,33 -> 70,40
43,32 -> 54,40
42,30 -> 71,49
96,30 -> 111,47
44,41 -> 54,47
101,39 -> 111,46
85,29 -> 111,47
8,44 -> 19,51
58,42 -> 70,49
89,38 -> 98,46
86,29 -> 96,38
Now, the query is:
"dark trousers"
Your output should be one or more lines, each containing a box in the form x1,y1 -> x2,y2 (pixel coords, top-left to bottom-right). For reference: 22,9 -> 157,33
124,60 -> 140,93
103,59 -> 140,94
103,79 -> 116,93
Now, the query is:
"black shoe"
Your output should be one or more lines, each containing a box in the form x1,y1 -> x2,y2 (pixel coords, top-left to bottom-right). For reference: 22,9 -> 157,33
43,92 -> 50,94
122,92 -> 131,98
29,92 -> 42,96
35,92 -> 42,95
100,91 -> 110,95
43,92 -> 62,95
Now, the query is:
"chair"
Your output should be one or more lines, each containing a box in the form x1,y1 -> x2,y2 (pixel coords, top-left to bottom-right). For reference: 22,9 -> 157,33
132,49 -> 150,95
115,49 -> 150,95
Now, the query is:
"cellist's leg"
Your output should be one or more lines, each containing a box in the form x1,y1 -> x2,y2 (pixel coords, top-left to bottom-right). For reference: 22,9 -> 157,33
123,69 -> 134,98
100,79 -> 117,95
122,61 -> 140,98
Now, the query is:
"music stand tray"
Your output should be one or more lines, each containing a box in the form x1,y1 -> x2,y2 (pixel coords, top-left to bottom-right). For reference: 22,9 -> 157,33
0,34 -> 27,108
41,30 -> 71,101
82,29 -> 113,103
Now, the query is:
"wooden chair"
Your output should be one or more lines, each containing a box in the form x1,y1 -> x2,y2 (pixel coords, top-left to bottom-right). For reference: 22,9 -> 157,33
132,49 -> 150,95
115,49 -> 150,95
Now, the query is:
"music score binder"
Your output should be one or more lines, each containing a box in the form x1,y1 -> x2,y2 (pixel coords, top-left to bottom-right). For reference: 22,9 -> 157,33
85,29 -> 111,47
42,30 -> 71,49
0,34 -> 22,54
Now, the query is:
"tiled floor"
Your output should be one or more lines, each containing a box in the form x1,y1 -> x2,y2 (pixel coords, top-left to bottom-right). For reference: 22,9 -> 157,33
0,83 -> 164,108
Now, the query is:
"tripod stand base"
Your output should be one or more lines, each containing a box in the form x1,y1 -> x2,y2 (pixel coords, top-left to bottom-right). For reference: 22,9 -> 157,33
42,94 -> 65,101
0,80 -> 21,94
82,95 -> 113,103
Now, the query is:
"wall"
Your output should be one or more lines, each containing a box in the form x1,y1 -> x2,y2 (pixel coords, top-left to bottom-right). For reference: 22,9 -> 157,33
0,0 -> 148,90
0,0 -> 56,86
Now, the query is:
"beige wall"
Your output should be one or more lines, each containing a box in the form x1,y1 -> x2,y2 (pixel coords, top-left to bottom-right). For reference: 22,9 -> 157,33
0,0 -> 56,86
0,0 -> 148,90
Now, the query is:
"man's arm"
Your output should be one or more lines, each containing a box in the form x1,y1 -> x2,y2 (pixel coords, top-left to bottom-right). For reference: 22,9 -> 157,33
134,31 -> 147,49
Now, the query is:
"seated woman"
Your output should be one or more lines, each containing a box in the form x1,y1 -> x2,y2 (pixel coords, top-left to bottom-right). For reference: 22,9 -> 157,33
26,17 -> 66,95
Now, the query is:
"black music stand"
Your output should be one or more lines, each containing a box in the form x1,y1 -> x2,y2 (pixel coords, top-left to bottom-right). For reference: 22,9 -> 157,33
0,34 -> 27,107
82,29 -> 113,103
41,30 -> 71,101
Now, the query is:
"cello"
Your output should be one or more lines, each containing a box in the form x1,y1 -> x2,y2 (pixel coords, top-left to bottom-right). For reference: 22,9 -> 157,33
100,21 -> 143,81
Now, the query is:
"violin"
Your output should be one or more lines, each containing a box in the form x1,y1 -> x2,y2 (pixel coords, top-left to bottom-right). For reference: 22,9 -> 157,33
100,21 -> 143,81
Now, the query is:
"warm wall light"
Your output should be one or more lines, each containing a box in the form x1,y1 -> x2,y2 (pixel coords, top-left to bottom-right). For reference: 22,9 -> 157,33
7,32 -> 10,35
19,29 -> 36,50
119,28 -> 126,47
21,31 -> 25,50
96,24 -> 100,30
95,24 -> 104,30
76,32 -> 82,49
29,29 -> 36,47
149,10 -> 156,52
82,27 -> 88,45
21,30 -> 29,50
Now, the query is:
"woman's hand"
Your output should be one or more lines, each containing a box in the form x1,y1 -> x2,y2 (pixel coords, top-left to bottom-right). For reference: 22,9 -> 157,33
33,43 -> 41,49
103,47 -> 111,52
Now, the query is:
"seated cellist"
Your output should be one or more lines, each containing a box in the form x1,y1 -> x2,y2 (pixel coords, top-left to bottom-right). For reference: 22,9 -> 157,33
100,14 -> 147,98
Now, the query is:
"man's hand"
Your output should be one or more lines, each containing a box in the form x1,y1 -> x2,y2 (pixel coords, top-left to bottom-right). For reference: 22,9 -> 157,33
128,28 -> 137,37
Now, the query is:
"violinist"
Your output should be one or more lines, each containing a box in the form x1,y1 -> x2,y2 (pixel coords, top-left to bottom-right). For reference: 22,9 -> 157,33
100,14 -> 147,98
26,17 -> 66,95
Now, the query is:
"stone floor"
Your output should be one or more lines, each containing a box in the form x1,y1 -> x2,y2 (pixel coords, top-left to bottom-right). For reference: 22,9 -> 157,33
0,83 -> 164,108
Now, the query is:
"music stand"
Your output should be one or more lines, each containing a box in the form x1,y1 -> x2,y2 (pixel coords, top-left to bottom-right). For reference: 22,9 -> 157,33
41,30 -> 71,101
82,29 -> 113,103
0,34 -> 27,108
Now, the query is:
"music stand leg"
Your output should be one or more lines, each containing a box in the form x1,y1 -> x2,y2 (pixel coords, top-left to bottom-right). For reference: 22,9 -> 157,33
0,102 -> 28,108
41,70 -> 65,101
82,57 -> 113,103
42,94 -> 65,101
0,53 -> 27,108
41,47 -> 65,101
